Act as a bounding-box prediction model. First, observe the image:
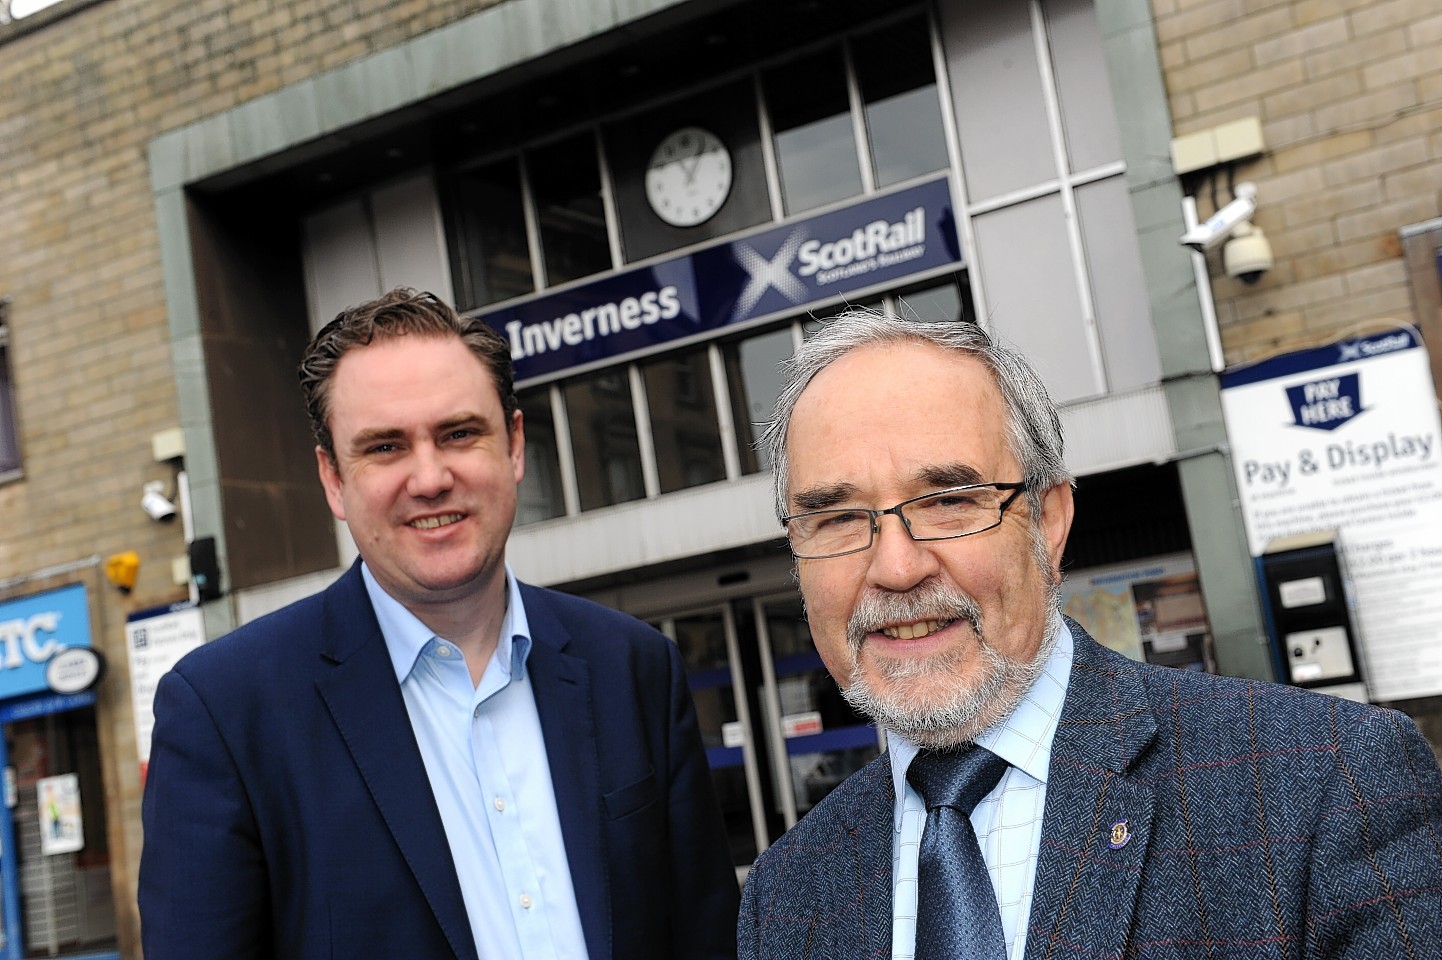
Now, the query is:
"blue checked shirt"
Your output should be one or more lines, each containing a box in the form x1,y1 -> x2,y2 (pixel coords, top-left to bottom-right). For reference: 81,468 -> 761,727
889,615 -> 1073,960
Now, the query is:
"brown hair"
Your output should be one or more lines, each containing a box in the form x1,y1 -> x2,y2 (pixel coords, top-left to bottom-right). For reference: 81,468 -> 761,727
298,287 -> 518,459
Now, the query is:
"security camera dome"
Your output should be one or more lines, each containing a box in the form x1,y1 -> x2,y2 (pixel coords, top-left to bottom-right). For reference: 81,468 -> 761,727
1223,222 -> 1273,284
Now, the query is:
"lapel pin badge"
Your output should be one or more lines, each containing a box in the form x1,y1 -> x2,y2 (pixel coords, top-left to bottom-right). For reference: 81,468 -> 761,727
1108,820 -> 1132,850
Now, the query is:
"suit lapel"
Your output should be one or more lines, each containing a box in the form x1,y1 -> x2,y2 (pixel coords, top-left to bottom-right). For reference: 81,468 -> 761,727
523,587 -> 610,960
1025,624 -> 1156,960
314,564 -> 477,960
838,758 -> 900,959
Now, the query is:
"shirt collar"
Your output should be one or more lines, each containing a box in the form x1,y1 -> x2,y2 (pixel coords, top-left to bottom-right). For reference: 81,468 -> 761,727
362,562 -> 533,684
887,613 -> 1074,829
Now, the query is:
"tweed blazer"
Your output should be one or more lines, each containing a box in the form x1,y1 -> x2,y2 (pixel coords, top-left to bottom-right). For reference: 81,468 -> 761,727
739,623 -> 1442,959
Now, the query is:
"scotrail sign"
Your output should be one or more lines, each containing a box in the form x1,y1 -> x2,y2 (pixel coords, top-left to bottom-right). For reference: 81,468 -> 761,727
481,176 -> 961,383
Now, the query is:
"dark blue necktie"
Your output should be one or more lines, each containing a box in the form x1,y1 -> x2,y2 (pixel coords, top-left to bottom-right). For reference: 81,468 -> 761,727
907,746 -> 1010,960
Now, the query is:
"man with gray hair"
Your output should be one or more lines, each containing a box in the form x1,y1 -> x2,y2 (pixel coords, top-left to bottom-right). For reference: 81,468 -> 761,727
738,306 -> 1442,960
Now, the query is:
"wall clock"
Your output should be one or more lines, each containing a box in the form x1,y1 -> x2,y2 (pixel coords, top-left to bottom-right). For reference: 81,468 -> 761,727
645,126 -> 732,228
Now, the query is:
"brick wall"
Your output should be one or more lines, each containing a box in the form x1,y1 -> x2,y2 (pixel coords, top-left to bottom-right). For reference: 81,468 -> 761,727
1153,0 -> 1442,362
0,0 -> 503,953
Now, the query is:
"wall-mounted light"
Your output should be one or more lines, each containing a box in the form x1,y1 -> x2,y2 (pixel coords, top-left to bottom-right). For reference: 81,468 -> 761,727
104,551 -> 140,593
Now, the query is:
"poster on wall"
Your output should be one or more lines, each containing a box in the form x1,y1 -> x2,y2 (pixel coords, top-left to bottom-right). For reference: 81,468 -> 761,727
1220,325 -> 1442,701
36,773 -> 84,856
1061,553 -> 1211,671
125,602 -> 206,779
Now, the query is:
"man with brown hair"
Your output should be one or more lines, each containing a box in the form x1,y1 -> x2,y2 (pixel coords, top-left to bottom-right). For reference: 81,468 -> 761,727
140,288 -> 738,960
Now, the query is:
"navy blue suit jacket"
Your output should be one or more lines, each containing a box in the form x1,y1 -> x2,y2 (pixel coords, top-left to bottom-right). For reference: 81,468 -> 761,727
140,562 -> 739,960
739,623 -> 1442,959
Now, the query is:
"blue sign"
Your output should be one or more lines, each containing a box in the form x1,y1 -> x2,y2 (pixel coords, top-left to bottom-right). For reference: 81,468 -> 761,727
482,177 -> 961,382
0,584 -> 91,702
1285,372 -> 1364,432
1221,327 -> 1420,389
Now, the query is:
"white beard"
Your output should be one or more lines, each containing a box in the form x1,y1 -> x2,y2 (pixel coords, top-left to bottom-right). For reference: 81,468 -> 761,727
839,577 -> 1057,749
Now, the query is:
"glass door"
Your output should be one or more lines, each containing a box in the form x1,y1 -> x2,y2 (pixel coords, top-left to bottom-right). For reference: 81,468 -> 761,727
752,593 -> 883,828
660,607 -> 769,874
0,706 -> 117,960
653,590 -> 882,873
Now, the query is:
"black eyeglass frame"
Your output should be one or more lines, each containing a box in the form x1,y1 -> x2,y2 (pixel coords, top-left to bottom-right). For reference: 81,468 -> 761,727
780,481 -> 1031,560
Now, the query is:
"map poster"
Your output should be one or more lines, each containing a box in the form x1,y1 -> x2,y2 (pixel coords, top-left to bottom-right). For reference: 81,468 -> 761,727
1220,326 -> 1442,700
1062,553 -> 1211,671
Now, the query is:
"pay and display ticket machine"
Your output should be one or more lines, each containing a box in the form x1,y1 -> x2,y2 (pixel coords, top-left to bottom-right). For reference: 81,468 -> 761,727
1257,530 -> 1369,702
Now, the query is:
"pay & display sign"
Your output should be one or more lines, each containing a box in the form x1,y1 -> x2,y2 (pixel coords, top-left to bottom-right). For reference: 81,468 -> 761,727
1220,327 -> 1442,699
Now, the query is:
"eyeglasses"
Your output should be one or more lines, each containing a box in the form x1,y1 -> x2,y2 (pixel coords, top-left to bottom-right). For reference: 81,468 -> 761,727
781,482 -> 1030,560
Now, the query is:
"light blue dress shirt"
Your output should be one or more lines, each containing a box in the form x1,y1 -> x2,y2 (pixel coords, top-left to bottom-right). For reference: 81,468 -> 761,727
888,615 -> 1074,960
363,563 -> 589,960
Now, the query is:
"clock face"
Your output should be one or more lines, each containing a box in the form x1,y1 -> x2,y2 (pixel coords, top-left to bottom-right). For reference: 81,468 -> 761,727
645,126 -> 733,228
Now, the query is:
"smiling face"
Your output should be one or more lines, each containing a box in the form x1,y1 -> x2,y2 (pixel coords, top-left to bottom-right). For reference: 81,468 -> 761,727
316,334 -> 524,617
784,339 -> 1073,747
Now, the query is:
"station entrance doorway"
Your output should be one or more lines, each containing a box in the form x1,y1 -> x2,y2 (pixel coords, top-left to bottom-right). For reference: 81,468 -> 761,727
585,555 -> 882,875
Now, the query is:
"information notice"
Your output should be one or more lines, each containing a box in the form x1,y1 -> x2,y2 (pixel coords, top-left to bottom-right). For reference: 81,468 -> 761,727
1220,327 -> 1442,700
125,603 -> 206,779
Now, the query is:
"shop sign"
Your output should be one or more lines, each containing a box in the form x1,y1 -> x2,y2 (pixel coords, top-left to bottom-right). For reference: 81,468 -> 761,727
1220,326 -> 1442,700
125,602 -> 206,778
483,176 -> 961,383
44,647 -> 104,694
0,583 -> 92,702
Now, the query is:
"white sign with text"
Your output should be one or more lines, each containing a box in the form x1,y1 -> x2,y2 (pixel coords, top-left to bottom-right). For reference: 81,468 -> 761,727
1220,327 -> 1442,700
125,604 -> 206,777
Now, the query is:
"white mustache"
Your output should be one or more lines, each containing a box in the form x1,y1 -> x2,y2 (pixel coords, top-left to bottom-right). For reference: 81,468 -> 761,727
846,580 -> 983,651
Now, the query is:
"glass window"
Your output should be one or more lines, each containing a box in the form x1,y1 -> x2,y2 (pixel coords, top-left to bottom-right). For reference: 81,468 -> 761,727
528,133 -> 613,287
762,596 -> 878,817
445,158 -> 534,311
971,194 -> 1099,403
941,0 -> 1055,202
1075,177 -> 1161,391
764,48 -> 863,215
1046,0 -> 1125,172
855,16 -> 949,188
563,370 -> 645,511
724,327 -> 794,475
672,612 -> 758,867
642,349 -> 726,494
802,299 -> 881,340
894,277 -> 971,323
606,81 -> 772,264
516,388 -> 565,525
0,302 -> 19,478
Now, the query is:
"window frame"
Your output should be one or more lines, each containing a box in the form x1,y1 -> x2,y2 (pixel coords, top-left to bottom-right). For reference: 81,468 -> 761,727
0,297 -> 23,484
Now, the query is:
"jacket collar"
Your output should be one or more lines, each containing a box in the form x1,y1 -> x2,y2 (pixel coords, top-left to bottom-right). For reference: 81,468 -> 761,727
1023,619 -> 1158,959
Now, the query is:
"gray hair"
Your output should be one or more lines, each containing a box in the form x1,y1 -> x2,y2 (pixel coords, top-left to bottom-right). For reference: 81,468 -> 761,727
761,307 -> 1074,521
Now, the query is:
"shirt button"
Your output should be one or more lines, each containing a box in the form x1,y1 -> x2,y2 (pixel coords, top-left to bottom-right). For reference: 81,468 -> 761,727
472,706 -> 481,719
437,645 -> 452,657
494,796 -> 505,813
519,893 -> 533,909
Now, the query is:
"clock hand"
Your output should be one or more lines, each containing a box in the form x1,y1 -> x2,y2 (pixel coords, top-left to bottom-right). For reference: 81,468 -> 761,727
680,151 -> 703,185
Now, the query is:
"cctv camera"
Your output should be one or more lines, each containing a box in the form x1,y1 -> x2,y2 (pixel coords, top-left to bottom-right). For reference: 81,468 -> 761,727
1179,182 -> 1258,251
1223,221 -> 1273,284
142,480 -> 177,522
